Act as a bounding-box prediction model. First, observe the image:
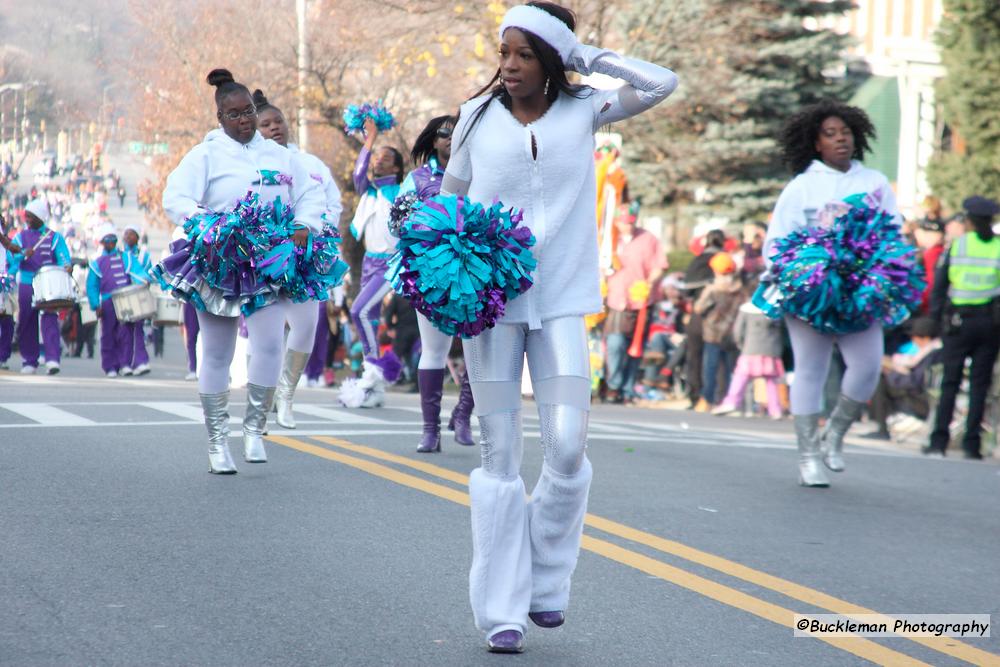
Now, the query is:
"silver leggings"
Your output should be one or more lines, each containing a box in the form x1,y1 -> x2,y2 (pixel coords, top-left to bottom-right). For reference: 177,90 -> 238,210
785,317 -> 883,415
462,316 -> 591,479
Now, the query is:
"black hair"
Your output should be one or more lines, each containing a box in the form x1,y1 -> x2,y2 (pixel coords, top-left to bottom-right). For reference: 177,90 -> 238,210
705,229 -> 726,250
779,99 -> 876,175
207,68 -> 250,108
458,1 -> 591,149
411,114 -> 457,166
252,89 -> 282,117
969,215 -> 996,242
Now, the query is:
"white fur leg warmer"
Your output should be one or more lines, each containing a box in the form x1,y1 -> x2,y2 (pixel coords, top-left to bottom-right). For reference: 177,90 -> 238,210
468,468 -> 532,634
528,456 -> 593,613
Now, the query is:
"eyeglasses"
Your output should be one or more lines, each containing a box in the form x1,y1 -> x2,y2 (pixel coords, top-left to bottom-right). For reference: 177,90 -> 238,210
436,128 -> 453,138
221,106 -> 257,121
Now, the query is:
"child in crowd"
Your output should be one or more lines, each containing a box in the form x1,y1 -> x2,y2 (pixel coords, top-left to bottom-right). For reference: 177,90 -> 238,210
712,301 -> 786,419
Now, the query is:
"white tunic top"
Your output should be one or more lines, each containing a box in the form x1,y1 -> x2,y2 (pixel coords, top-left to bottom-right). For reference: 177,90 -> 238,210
163,129 -> 325,232
447,91 -> 626,328
765,159 -> 900,264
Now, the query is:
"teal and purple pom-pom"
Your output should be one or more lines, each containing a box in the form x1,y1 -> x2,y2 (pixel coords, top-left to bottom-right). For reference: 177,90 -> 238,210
388,191 -> 421,238
0,274 -> 15,293
152,192 -> 276,316
386,194 -> 536,338
251,208 -> 349,303
343,100 -> 395,135
752,197 -> 925,335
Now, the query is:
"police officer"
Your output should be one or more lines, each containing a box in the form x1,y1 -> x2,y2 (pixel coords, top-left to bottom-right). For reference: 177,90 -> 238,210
926,196 -> 1000,459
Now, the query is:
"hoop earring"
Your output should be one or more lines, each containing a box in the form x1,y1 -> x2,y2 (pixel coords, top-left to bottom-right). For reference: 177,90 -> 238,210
499,74 -> 505,85
544,78 -> 550,97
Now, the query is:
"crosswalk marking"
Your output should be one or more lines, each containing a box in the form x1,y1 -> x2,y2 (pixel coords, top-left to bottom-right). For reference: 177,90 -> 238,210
138,402 -> 205,422
0,403 -> 96,427
292,403 -> 386,425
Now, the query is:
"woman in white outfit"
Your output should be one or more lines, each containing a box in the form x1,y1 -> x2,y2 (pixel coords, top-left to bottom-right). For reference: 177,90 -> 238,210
159,69 -> 325,473
441,2 -> 677,653
253,89 -> 344,429
763,99 -> 901,487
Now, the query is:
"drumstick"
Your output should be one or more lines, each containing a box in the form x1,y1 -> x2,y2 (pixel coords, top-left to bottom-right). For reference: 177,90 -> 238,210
31,230 -> 53,252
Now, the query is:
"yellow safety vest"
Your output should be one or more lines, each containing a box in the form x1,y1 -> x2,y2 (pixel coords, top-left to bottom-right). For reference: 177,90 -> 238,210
947,232 -> 1000,305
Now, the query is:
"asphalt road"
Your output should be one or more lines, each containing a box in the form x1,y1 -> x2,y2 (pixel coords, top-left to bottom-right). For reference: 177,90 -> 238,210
1,332 -> 999,667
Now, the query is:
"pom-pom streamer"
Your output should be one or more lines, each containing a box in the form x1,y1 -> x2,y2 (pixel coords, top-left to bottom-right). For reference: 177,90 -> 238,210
386,194 -> 536,338
343,100 -> 395,135
752,199 -> 925,335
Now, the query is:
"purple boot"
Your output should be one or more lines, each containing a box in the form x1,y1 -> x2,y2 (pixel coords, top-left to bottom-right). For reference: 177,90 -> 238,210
487,629 -> 524,654
448,370 -> 475,446
417,368 -> 444,453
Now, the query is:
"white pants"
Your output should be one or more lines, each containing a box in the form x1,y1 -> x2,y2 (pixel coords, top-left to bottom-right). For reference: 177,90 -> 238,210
785,318 -> 883,415
285,299 -> 319,354
197,299 -> 289,394
463,316 -> 593,635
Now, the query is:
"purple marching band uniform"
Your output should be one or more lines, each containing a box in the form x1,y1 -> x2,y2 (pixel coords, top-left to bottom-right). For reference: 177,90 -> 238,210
122,236 -> 153,373
339,146 -> 402,408
87,248 -> 149,376
0,247 -> 14,368
8,225 -> 72,372
304,300 -> 328,382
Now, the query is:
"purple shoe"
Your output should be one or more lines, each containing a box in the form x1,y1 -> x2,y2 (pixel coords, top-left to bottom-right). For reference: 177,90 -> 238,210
529,611 -> 565,628
487,629 -> 524,653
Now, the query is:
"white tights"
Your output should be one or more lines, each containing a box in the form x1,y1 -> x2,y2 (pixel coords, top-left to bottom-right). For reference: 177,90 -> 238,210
785,317 -> 883,415
284,299 -> 319,354
416,312 -> 451,370
197,299 -> 289,394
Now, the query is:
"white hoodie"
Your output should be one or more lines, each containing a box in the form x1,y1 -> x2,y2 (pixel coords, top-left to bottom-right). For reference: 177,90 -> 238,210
287,143 -> 343,227
764,159 -> 900,263
163,129 -> 325,232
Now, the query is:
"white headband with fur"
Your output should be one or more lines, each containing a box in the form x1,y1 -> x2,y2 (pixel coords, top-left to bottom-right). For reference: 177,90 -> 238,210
498,5 -> 577,65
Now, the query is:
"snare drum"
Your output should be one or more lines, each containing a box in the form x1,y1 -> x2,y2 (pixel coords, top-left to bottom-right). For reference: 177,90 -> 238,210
79,298 -> 98,325
153,294 -> 183,326
111,284 -> 157,323
0,290 -> 17,317
32,265 -> 78,312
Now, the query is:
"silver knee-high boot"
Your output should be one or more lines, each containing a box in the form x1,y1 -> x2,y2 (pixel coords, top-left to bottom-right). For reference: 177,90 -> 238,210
794,413 -> 829,487
244,383 -> 276,463
200,391 -> 237,474
821,394 -> 865,472
275,349 -> 310,429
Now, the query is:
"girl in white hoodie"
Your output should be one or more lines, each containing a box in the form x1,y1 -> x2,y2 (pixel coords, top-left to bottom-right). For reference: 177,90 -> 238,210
763,100 -> 901,488
159,69 -> 325,474
253,89 -> 343,429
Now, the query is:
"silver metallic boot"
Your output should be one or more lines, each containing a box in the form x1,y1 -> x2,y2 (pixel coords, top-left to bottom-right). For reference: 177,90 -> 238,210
794,413 -> 829,487
275,349 -> 310,429
244,383 -> 276,463
821,394 -> 865,472
200,391 -> 237,474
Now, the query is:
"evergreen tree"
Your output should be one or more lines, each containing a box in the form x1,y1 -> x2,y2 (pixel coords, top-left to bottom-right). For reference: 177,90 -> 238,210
927,0 -> 1000,210
614,0 -> 858,222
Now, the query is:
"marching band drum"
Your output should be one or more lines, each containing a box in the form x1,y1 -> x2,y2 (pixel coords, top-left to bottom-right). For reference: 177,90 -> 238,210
110,283 -> 156,323
31,265 -> 78,312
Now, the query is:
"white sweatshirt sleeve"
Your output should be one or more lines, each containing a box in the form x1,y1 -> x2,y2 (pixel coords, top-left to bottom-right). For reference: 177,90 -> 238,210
566,44 -> 678,130
441,103 -> 474,197
322,164 -> 343,227
162,144 -> 209,226
288,156 -> 326,233
763,177 -> 807,265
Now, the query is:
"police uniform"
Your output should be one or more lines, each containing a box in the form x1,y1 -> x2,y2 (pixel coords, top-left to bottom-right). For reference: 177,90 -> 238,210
927,196 -> 1000,458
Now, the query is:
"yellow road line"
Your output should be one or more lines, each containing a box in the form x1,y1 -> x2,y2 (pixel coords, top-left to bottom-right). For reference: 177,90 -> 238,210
269,434 -> 931,666
308,436 -> 999,667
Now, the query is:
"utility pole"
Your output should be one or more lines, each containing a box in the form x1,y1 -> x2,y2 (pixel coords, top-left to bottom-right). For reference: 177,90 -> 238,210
296,0 -> 309,150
